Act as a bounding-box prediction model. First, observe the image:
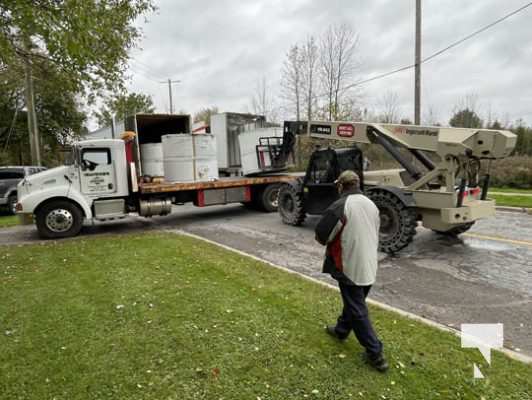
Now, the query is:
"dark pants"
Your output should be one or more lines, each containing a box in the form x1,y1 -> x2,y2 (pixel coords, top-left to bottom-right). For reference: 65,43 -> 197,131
334,282 -> 383,357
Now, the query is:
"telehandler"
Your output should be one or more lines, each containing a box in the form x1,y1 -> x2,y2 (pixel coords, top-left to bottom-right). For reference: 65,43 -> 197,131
275,120 -> 517,253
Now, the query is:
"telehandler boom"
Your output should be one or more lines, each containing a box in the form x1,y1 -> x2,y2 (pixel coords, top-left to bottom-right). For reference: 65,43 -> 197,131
276,120 -> 517,253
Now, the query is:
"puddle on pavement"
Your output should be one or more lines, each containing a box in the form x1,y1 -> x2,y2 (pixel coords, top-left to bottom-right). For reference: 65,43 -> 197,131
463,237 -> 514,252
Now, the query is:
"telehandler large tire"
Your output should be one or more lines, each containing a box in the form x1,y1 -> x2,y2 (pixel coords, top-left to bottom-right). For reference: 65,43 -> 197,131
368,189 -> 417,253
278,183 -> 306,226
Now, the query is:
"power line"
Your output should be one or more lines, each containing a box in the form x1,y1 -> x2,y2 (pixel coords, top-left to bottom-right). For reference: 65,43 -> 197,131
343,1 -> 532,90
129,65 -> 161,83
129,56 -> 166,81
131,57 -> 161,74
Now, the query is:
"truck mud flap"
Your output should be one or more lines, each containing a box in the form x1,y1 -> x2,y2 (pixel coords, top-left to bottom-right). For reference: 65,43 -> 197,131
195,187 -> 251,207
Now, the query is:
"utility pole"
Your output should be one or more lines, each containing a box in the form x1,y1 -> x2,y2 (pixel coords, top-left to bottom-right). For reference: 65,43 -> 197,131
160,79 -> 181,114
24,56 -> 41,166
414,0 -> 422,125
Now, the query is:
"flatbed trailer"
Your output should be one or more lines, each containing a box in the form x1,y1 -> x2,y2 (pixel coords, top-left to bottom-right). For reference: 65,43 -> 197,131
138,175 -> 296,210
139,175 -> 295,194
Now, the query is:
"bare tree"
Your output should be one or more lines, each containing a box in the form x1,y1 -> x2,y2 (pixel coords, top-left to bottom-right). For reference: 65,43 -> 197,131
251,76 -> 272,120
301,35 -> 318,122
423,105 -> 440,126
280,45 -> 303,121
194,106 -> 219,124
319,24 -> 359,121
378,91 -> 400,123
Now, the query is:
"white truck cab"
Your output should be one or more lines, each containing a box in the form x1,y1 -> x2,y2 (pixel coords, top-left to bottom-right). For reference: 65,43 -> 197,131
17,139 -> 130,238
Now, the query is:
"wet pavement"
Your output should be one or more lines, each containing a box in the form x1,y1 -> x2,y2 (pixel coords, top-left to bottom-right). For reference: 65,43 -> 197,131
1,206 -> 531,356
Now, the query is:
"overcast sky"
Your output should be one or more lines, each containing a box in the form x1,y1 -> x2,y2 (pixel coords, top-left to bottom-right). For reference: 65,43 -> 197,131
125,0 -> 532,126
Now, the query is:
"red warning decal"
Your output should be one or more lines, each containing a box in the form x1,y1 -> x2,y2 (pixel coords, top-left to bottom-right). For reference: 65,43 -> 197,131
337,124 -> 354,137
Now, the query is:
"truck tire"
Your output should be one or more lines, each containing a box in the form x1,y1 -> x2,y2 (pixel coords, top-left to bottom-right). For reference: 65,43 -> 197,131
260,184 -> 281,212
278,183 -> 306,226
368,189 -> 417,253
433,222 -> 475,236
8,194 -> 17,215
36,200 -> 84,239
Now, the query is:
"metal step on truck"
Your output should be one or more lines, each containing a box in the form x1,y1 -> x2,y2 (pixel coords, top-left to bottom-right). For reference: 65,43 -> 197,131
16,113 -> 296,239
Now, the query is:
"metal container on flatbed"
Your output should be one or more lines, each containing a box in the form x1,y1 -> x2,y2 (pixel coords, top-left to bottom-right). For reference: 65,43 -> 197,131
162,134 -> 218,182
140,143 -> 164,177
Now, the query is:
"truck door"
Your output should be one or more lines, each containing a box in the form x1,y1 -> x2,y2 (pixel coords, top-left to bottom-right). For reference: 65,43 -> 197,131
80,147 -> 117,195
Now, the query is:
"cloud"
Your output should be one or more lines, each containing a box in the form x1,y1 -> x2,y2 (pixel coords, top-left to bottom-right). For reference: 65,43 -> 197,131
125,0 -> 532,125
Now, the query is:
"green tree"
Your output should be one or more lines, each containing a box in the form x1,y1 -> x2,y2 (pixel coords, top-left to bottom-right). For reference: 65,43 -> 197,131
95,92 -> 155,127
0,62 -> 86,165
1,0 -> 154,164
487,120 -> 503,130
0,0 -> 155,95
511,121 -> 532,156
449,108 -> 483,128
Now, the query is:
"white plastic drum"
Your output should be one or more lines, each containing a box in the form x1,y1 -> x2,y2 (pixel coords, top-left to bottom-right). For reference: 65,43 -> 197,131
162,134 -> 219,182
140,143 -> 164,177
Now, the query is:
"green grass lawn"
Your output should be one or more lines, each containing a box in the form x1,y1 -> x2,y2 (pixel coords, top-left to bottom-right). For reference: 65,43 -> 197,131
490,187 -> 532,195
0,214 -> 19,228
491,194 -> 532,208
0,233 -> 530,400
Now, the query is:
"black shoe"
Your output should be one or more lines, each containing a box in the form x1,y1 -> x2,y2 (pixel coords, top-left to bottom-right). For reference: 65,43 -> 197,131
365,352 -> 389,373
325,325 -> 347,341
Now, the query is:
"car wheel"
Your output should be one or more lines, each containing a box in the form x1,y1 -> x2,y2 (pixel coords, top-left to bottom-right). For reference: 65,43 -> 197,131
8,194 -> 17,215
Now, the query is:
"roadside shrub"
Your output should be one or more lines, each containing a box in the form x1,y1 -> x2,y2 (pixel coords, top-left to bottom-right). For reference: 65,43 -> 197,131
489,156 -> 532,189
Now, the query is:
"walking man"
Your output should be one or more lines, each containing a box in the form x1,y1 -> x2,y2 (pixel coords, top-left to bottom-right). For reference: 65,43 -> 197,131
314,170 -> 388,372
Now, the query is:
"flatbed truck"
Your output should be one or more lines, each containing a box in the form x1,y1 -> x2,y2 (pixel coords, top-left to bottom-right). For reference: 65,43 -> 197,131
16,114 -> 295,238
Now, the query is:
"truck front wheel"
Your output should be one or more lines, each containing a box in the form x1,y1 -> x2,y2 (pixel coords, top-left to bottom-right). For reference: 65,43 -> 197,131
36,200 -> 84,239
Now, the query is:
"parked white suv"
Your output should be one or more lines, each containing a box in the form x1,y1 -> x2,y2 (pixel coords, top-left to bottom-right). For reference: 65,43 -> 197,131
0,166 -> 47,214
